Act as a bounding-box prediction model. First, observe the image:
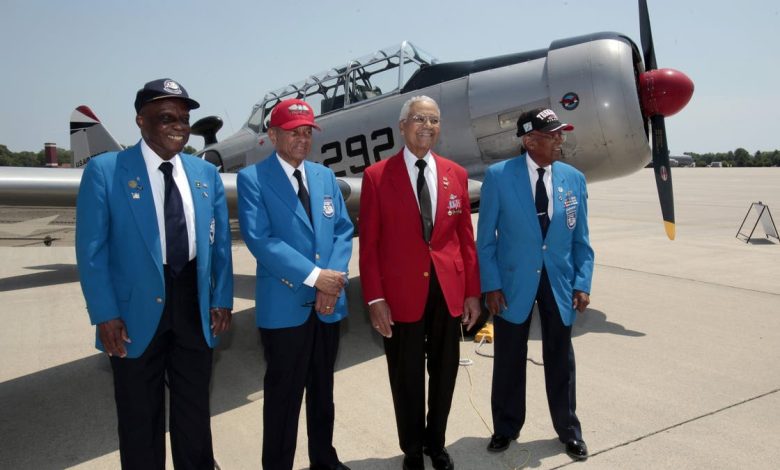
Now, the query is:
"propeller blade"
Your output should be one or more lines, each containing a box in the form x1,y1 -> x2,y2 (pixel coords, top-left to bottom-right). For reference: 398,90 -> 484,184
639,0 -> 658,70
650,114 -> 675,239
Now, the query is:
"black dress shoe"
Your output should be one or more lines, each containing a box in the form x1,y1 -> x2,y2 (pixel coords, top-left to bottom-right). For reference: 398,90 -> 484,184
402,454 -> 424,470
565,439 -> 589,461
486,434 -> 515,453
423,447 -> 454,470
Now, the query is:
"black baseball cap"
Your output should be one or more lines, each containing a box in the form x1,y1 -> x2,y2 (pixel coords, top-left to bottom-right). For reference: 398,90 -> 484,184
516,107 -> 574,137
134,78 -> 200,113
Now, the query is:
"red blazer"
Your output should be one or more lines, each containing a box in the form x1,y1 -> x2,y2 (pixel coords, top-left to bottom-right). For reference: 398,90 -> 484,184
359,150 -> 480,322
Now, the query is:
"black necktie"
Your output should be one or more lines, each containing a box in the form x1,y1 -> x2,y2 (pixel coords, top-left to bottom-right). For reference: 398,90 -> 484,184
293,169 -> 312,222
415,159 -> 433,243
159,162 -> 189,276
536,167 -> 550,237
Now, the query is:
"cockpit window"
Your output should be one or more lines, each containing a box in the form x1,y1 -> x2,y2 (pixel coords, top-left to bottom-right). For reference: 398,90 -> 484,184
246,42 -> 438,133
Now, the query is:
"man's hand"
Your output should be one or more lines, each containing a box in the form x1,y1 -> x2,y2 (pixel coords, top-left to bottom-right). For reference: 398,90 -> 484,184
572,290 -> 590,313
485,290 -> 508,316
315,291 -> 339,315
461,296 -> 481,330
368,300 -> 394,338
98,318 -> 131,358
210,307 -> 232,337
314,269 -> 347,296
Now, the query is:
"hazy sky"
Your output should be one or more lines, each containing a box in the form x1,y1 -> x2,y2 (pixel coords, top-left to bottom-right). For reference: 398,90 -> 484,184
1,0 -> 778,155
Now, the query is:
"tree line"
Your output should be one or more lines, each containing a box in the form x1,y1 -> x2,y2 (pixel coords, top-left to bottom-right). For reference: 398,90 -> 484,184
685,148 -> 780,167
0,144 -> 73,167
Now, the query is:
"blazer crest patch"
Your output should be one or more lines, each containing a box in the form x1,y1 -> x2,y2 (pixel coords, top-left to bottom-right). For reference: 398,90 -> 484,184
323,196 -> 335,218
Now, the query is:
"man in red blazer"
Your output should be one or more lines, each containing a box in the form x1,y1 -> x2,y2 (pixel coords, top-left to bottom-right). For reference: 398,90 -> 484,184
359,96 -> 481,470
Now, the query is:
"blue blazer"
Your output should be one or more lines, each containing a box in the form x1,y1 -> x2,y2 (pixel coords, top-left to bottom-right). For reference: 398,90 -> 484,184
237,154 -> 353,329
476,155 -> 594,326
75,143 -> 234,358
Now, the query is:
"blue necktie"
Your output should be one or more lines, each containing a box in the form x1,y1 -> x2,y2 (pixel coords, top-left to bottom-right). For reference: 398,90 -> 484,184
536,167 -> 550,238
159,162 -> 189,275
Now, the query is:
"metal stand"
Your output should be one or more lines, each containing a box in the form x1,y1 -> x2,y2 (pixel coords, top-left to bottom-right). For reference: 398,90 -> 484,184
736,202 -> 779,243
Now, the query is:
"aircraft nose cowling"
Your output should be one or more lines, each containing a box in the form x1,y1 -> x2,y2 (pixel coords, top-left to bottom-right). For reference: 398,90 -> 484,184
639,68 -> 694,118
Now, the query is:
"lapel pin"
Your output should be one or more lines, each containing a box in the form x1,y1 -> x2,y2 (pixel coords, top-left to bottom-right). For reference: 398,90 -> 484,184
131,192 -> 140,199
443,176 -> 449,189
128,180 -> 137,189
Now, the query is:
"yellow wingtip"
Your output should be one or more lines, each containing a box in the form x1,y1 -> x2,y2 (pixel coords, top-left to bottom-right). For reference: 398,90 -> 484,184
664,221 -> 676,240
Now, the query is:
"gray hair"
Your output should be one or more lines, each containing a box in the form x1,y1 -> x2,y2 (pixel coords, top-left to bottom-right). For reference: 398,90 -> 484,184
399,95 -> 440,121
519,134 -> 530,153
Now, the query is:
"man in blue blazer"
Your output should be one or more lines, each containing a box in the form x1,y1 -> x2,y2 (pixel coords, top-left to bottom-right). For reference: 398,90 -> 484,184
477,108 -> 594,461
76,79 -> 233,469
237,98 -> 353,470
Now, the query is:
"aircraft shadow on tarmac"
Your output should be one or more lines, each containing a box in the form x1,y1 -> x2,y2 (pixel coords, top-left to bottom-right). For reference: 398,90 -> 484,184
0,263 -> 79,292
0,273 -> 642,468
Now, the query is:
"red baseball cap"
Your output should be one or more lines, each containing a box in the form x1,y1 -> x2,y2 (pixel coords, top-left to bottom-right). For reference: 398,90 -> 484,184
269,98 -> 321,130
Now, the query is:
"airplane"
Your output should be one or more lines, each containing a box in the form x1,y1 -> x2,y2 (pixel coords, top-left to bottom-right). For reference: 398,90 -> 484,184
670,155 -> 695,167
0,0 -> 692,240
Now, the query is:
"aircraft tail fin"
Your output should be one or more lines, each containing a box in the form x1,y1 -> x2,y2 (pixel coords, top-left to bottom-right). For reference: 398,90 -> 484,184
70,105 -> 123,168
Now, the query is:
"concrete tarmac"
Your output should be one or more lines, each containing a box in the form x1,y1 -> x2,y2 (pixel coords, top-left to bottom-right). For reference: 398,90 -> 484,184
1,167 -> 779,469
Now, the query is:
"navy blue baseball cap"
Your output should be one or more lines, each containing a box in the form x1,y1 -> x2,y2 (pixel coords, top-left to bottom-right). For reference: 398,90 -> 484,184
134,78 -> 200,113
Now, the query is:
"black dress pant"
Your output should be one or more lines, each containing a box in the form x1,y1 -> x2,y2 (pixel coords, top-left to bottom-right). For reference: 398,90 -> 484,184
109,259 -> 215,470
259,312 -> 341,470
383,267 -> 461,457
491,268 -> 582,442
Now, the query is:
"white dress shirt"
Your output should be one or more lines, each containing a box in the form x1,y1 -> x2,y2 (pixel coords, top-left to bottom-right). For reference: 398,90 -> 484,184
276,154 -> 320,287
141,140 -> 196,264
526,155 -> 554,219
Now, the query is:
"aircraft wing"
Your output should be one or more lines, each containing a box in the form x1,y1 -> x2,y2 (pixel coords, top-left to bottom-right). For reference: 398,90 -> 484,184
0,167 -> 83,207
0,167 -> 480,226
0,167 -> 241,215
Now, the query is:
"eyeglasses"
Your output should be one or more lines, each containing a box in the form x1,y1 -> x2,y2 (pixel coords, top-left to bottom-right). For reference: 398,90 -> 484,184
531,131 -> 566,142
408,114 -> 441,126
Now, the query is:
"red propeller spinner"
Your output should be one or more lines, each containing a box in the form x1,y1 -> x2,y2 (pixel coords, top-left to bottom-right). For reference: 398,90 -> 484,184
639,68 -> 694,118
